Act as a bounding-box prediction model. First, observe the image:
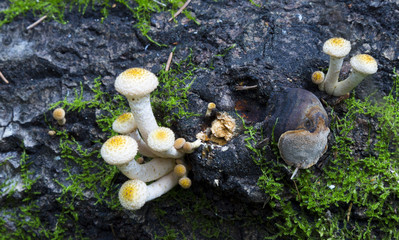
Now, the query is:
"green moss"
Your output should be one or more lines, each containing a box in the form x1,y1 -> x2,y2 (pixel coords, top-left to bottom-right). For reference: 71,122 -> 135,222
152,48 -> 201,127
242,70 -> 399,239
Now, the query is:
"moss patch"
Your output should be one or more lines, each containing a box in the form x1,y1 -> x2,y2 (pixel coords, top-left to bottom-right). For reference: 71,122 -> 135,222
242,70 -> 399,239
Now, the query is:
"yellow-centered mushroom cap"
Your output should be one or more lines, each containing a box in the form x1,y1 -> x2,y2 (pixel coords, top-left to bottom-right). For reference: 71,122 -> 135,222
350,54 -> 378,75
174,164 -> 187,177
178,177 -> 192,189
311,71 -> 325,85
115,68 -> 159,99
118,179 -> 147,210
147,127 -> 175,152
323,38 -> 351,58
112,113 -> 137,134
101,135 -> 138,165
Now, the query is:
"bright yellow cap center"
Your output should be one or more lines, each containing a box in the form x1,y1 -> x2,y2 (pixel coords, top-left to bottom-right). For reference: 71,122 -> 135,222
105,136 -> 126,149
117,113 -> 133,123
330,37 -> 346,47
121,185 -> 138,201
155,130 -> 168,140
358,54 -> 375,63
122,68 -> 147,78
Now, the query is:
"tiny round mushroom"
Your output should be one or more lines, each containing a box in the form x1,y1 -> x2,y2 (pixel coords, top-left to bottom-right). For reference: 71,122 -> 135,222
178,177 -> 192,189
147,127 -> 184,158
101,135 -> 175,182
311,71 -> 325,85
174,138 -> 186,150
119,171 -> 179,210
205,102 -> 216,117
174,163 -> 187,177
332,54 -> 378,96
182,139 -> 202,153
115,68 -> 159,142
321,37 -> 351,93
53,108 -> 66,125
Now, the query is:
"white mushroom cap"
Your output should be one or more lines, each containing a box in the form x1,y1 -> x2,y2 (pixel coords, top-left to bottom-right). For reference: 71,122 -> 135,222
350,54 -> 378,75
115,68 -> 159,99
147,127 -> 175,152
118,179 -> 147,210
323,38 -> 351,58
112,113 -> 138,134
101,135 -> 138,165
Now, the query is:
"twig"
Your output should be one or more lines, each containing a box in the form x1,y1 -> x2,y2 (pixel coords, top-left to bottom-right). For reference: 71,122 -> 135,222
168,0 -> 192,22
347,202 -> 353,222
153,0 -> 166,7
235,85 -> 258,90
165,51 -> 174,71
26,15 -> 47,30
0,71 -> 9,84
292,179 -> 301,201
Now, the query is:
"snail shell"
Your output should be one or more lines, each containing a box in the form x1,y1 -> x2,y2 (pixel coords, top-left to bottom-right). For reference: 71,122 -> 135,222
265,88 -> 330,169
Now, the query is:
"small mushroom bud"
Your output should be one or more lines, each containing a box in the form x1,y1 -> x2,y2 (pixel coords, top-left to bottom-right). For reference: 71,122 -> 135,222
178,177 -> 192,189
52,108 -> 66,125
182,139 -> 202,153
174,138 -> 186,150
311,71 -> 325,85
174,164 -> 187,177
205,102 -> 216,117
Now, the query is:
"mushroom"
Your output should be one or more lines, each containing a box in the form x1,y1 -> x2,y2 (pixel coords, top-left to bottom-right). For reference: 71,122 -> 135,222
147,127 -> 185,158
321,37 -> 351,94
52,108 -> 66,125
118,171 -> 179,210
205,102 -> 216,117
264,88 -> 330,179
112,112 -> 159,158
331,54 -> 378,96
182,139 -> 202,153
178,177 -> 192,189
101,135 -> 175,182
174,138 -> 186,150
311,71 -> 325,85
114,68 -> 159,142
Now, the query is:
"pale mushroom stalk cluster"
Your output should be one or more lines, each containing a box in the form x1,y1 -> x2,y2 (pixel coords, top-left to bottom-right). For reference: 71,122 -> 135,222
312,37 -> 378,96
101,68 -> 202,210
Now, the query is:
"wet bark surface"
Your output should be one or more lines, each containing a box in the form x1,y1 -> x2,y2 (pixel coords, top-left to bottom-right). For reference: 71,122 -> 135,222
0,0 -> 398,239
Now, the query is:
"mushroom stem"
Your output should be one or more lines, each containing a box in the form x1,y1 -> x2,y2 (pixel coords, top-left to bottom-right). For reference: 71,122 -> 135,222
145,171 -> 179,202
182,139 -> 202,153
127,96 -> 158,142
129,131 -> 161,158
290,167 -> 299,180
118,157 -> 176,182
332,70 -> 367,96
323,56 -> 345,94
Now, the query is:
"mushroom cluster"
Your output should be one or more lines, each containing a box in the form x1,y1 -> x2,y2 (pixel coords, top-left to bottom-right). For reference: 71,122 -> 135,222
312,37 -> 378,96
101,68 -> 202,210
